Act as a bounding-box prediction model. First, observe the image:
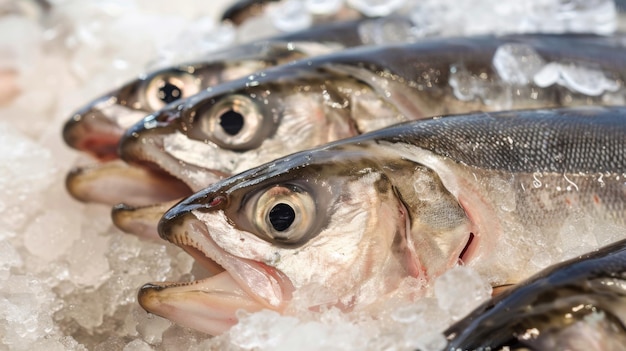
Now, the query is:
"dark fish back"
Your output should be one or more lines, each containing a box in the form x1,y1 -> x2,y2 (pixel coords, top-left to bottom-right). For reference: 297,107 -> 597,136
444,238 -> 626,350
375,106 -> 626,174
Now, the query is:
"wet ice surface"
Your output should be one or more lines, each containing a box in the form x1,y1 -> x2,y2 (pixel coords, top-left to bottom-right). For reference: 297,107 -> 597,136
0,0 -> 622,350
409,0 -> 617,37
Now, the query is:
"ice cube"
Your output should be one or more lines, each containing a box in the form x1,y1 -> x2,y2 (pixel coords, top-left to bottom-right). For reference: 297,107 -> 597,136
0,273 -> 60,348
268,0 -> 313,32
0,15 -> 42,71
23,210 -> 81,262
448,65 -> 484,102
134,308 -> 172,345
66,230 -> 111,288
93,337 -> 127,351
493,43 -> 546,85
153,19 -> 236,68
0,123 -> 57,232
122,339 -> 153,351
434,266 -> 492,321
229,310 -> 299,349
347,0 -> 407,17
0,240 -> 22,280
558,213 -> 600,260
160,324 -> 210,350
305,0 -> 344,14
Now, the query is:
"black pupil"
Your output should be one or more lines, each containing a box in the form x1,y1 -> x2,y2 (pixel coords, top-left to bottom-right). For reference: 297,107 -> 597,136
219,109 -> 245,136
158,82 -> 182,104
269,203 -> 295,232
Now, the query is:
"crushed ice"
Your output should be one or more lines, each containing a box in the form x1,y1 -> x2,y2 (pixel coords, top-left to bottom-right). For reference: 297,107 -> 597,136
533,62 -> 621,96
0,0 -> 622,350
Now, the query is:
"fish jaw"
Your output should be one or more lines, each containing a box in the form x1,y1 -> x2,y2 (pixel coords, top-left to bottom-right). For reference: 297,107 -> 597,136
111,200 -> 180,240
119,113 -> 227,191
63,94 -> 147,161
138,272 -> 267,336
161,213 -> 295,308
141,210 -> 295,335
65,160 -> 191,207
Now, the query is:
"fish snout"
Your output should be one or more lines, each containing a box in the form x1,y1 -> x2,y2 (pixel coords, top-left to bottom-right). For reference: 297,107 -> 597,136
118,114 -> 174,168
158,192 -> 227,242
63,104 -> 124,161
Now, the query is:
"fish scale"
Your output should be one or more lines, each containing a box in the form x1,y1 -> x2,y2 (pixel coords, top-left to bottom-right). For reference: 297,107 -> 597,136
377,107 -> 626,173
445,238 -> 626,350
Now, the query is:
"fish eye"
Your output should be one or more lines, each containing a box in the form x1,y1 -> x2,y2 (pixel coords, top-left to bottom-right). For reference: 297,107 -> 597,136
143,72 -> 201,111
197,94 -> 265,150
251,185 -> 316,244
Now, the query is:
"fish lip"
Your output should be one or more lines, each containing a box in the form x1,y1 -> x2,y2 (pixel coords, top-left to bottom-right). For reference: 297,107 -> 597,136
118,116 -> 187,177
63,105 -> 126,161
111,200 -> 181,241
63,90 -> 150,161
119,113 -> 227,190
161,212 -> 294,309
65,159 -> 192,206
137,272 -> 265,335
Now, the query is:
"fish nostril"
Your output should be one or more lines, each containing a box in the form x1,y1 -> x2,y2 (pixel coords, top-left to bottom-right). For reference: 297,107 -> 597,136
158,203 -> 188,241
208,196 -> 225,208
63,106 -> 126,161
158,192 -> 225,241
154,109 -> 181,124
62,114 -> 82,147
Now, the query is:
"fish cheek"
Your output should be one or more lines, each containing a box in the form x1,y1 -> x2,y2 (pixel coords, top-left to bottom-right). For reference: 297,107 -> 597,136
394,166 -> 472,277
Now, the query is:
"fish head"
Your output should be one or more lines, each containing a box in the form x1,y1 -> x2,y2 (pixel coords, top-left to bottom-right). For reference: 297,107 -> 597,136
62,39 -> 328,161
119,68 -> 358,191
141,138 -> 475,334
63,59 -> 287,207
62,65 -> 204,160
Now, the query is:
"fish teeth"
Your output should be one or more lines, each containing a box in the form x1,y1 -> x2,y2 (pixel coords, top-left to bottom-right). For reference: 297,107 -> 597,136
172,232 -> 201,252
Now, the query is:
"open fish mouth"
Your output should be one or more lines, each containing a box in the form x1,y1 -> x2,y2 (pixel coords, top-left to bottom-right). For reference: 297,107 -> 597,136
119,119 -> 229,192
138,215 -> 295,335
66,160 -> 192,207
63,110 -> 125,162
63,95 -> 149,161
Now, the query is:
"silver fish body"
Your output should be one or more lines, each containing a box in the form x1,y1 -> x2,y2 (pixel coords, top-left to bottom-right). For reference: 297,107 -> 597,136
62,15 -> 416,160
445,238 -> 626,351
66,34 -> 626,240
92,33 -> 626,239
120,33 -> 626,192
141,106 -> 626,335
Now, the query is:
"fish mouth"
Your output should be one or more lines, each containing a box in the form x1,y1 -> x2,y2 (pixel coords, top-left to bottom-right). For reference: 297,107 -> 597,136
139,215 -> 294,335
119,121 -> 228,192
66,160 -> 192,207
63,107 -> 125,161
111,200 -> 180,240
63,95 -> 147,161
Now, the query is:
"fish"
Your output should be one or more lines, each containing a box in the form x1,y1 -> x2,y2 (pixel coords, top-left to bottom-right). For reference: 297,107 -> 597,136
138,106 -> 626,335
118,33 -> 626,189
219,0 -> 362,27
61,15 -> 418,161
445,237 -> 626,351
220,0 -> 282,26
94,33 -> 626,238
